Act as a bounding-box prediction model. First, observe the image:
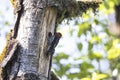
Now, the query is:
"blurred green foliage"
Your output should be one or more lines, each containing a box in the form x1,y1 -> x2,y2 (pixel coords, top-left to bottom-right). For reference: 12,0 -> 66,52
53,0 -> 120,80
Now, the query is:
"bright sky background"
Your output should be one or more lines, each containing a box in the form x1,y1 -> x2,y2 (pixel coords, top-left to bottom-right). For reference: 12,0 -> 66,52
0,0 -> 14,52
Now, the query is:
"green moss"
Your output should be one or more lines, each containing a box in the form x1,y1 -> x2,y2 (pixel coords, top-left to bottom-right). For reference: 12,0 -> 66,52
54,0 -> 102,24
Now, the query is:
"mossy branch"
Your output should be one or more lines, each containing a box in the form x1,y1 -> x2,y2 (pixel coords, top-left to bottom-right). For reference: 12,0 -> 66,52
47,0 -> 102,23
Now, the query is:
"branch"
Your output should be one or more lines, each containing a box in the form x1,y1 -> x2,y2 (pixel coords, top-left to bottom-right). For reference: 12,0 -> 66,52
47,0 -> 102,23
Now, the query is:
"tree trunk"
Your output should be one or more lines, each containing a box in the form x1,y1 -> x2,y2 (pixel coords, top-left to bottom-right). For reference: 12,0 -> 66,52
15,7 -> 57,80
2,0 -> 58,80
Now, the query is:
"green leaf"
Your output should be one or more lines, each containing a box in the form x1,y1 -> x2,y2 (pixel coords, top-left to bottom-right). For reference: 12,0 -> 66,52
107,47 -> 120,59
4,21 -> 9,26
67,73 -> 81,79
54,52 -> 69,61
81,78 -> 91,80
88,42 -> 93,50
80,61 -> 94,71
77,43 -> 83,51
56,64 -> 71,77
77,22 -> 91,37
94,19 -> 99,25
90,36 -> 101,44
88,51 -> 103,60
93,73 -> 108,80
107,39 -> 120,59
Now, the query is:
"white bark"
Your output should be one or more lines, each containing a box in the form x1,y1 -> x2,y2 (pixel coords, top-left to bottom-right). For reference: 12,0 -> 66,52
16,4 -> 57,80
5,0 -> 57,80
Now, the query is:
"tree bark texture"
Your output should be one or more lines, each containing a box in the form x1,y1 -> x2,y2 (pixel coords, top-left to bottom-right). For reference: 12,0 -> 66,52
16,6 -> 57,80
2,0 -> 57,80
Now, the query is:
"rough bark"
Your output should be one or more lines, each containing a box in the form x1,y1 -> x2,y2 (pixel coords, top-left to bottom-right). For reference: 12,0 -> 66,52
15,7 -> 57,80
2,1 -> 58,80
